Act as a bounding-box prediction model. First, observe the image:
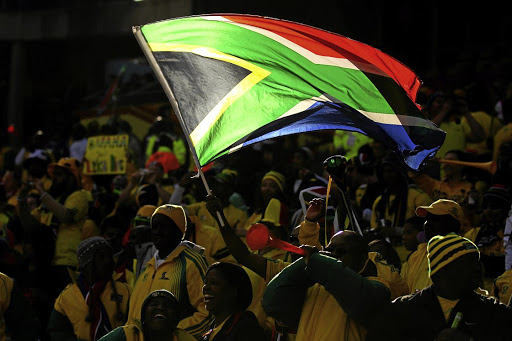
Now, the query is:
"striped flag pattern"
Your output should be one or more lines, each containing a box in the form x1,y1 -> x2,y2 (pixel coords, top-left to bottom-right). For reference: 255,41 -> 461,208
133,14 -> 445,170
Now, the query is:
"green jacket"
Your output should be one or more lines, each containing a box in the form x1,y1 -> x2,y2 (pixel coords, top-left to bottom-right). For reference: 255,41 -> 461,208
262,254 -> 390,340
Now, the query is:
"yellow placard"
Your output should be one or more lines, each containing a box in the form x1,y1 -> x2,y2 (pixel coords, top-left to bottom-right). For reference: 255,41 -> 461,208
83,135 -> 128,175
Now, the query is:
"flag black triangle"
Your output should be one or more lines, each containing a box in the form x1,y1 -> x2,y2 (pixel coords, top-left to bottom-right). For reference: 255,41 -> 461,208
153,51 -> 251,134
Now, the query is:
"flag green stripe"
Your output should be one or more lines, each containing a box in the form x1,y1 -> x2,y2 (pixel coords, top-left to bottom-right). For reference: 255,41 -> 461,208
141,17 -> 418,165
141,17 -> 394,114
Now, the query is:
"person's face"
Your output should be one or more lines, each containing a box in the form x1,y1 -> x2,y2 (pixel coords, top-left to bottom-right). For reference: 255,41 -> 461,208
51,167 -> 74,194
151,215 -> 182,257
202,269 -> 236,315
291,151 -> 306,169
424,214 -> 457,240
402,223 -> 420,251
103,226 -> 123,252
92,246 -> 114,281
1,171 -> 16,192
429,96 -> 446,116
370,141 -> 386,160
433,253 -> 481,299
381,164 -> 401,187
345,162 -> 361,188
442,152 -> 463,178
324,231 -> 365,272
261,179 -> 280,203
27,160 -> 47,179
143,296 -> 179,331
129,227 -> 151,246
211,180 -> 233,202
481,198 -> 509,226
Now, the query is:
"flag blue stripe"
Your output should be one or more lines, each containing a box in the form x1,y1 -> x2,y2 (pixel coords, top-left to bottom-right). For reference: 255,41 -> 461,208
227,101 -> 443,170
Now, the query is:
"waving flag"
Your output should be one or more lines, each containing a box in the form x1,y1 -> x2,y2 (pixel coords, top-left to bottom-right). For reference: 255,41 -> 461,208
133,14 -> 444,171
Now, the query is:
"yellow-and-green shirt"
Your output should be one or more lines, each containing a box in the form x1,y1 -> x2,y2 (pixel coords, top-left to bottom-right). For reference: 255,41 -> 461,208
127,244 -> 213,339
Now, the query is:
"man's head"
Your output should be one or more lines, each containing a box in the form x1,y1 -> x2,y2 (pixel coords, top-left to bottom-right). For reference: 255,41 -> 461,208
261,171 -> 285,204
23,149 -> 50,179
141,290 -> 179,333
77,236 -> 114,282
210,169 -> 238,204
151,204 -> 186,258
442,150 -> 466,179
135,184 -> 159,207
378,151 -> 407,187
402,216 -> 425,251
324,230 -> 369,272
416,199 -> 462,240
427,234 -> 481,299
481,184 -> 511,227
47,157 -> 82,195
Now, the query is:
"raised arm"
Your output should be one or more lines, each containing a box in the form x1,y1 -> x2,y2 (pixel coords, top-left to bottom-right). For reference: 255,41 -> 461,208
205,194 -> 268,278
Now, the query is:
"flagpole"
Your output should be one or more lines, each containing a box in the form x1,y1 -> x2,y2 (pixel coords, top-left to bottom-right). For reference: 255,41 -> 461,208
133,26 -> 226,227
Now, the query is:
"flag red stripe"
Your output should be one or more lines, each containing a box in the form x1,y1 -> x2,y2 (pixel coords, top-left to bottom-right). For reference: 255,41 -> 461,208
222,14 -> 421,101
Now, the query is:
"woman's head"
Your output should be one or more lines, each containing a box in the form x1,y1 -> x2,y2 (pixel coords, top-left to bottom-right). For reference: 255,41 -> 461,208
261,171 -> 285,204
202,262 -> 253,316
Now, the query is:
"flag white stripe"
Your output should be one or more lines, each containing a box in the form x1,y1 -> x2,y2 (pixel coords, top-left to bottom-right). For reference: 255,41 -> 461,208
201,16 -> 389,78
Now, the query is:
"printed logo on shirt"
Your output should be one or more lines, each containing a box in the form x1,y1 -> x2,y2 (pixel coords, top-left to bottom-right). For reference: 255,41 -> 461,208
159,272 -> 170,280
111,293 -> 123,302
142,273 -> 149,282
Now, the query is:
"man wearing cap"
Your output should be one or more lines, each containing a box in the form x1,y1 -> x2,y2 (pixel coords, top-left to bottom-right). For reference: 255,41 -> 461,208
367,234 -> 512,340
99,290 -> 196,341
48,236 -> 130,341
18,157 -> 92,297
127,204 -> 212,340
401,199 -> 463,294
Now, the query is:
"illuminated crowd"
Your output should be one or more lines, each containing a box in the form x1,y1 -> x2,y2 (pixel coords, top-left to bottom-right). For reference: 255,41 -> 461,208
1,79 -> 512,340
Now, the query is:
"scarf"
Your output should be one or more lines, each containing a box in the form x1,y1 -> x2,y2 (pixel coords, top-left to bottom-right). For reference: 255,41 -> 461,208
77,273 -> 112,341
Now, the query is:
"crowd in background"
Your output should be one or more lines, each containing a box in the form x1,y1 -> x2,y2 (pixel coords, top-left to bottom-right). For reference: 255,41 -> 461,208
0,66 -> 512,340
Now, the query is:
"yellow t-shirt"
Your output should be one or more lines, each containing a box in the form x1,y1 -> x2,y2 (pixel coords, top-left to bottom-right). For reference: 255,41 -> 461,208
0,272 -> 13,341
186,202 -> 247,232
370,188 -> 432,229
462,111 -> 503,155
493,269 -> 512,305
436,119 -> 470,158
31,189 -> 91,267
436,296 -> 460,321
209,316 -> 230,340
493,123 -> 512,161
401,243 -> 431,294
54,281 -> 130,340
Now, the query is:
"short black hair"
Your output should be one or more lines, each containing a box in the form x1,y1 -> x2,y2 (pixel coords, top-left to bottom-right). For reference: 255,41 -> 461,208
206,262 -> 253,312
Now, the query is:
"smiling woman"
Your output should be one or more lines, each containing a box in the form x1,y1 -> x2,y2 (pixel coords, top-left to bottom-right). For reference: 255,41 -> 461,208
201,262 -> 267,341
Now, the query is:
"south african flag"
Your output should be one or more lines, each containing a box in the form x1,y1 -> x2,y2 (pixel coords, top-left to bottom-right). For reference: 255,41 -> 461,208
133,14 -> 444,171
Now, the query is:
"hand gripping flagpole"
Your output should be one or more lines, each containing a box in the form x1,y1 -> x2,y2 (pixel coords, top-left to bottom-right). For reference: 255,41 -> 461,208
133,26 -> 226,227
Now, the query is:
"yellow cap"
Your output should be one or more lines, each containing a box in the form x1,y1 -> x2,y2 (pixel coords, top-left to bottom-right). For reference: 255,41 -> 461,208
416,199 -> 463,222
151,204 -> 186,235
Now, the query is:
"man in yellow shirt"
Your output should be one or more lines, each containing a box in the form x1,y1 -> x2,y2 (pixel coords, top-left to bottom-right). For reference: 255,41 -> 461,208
262,231 -> 391,341
127,204 -> 212,339
401,199 -> 463,294
368,234 -> 511,341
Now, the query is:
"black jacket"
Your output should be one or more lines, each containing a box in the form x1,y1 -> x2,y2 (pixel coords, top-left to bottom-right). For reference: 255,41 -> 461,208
367,285 -> 512,341
200,311 -> 267,341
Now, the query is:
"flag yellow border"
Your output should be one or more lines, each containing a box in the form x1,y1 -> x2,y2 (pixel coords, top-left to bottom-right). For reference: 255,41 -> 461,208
149,43 -> 270,146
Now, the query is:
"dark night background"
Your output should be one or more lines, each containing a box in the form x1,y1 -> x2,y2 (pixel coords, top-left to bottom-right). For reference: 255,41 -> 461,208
1,0 -> 510,145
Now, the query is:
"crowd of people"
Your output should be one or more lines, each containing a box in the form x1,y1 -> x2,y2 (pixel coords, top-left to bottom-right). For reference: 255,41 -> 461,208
1,72 -> 512,341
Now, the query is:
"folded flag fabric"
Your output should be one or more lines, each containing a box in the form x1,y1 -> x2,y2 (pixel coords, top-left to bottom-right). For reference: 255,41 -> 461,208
133,14 -> 445,171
